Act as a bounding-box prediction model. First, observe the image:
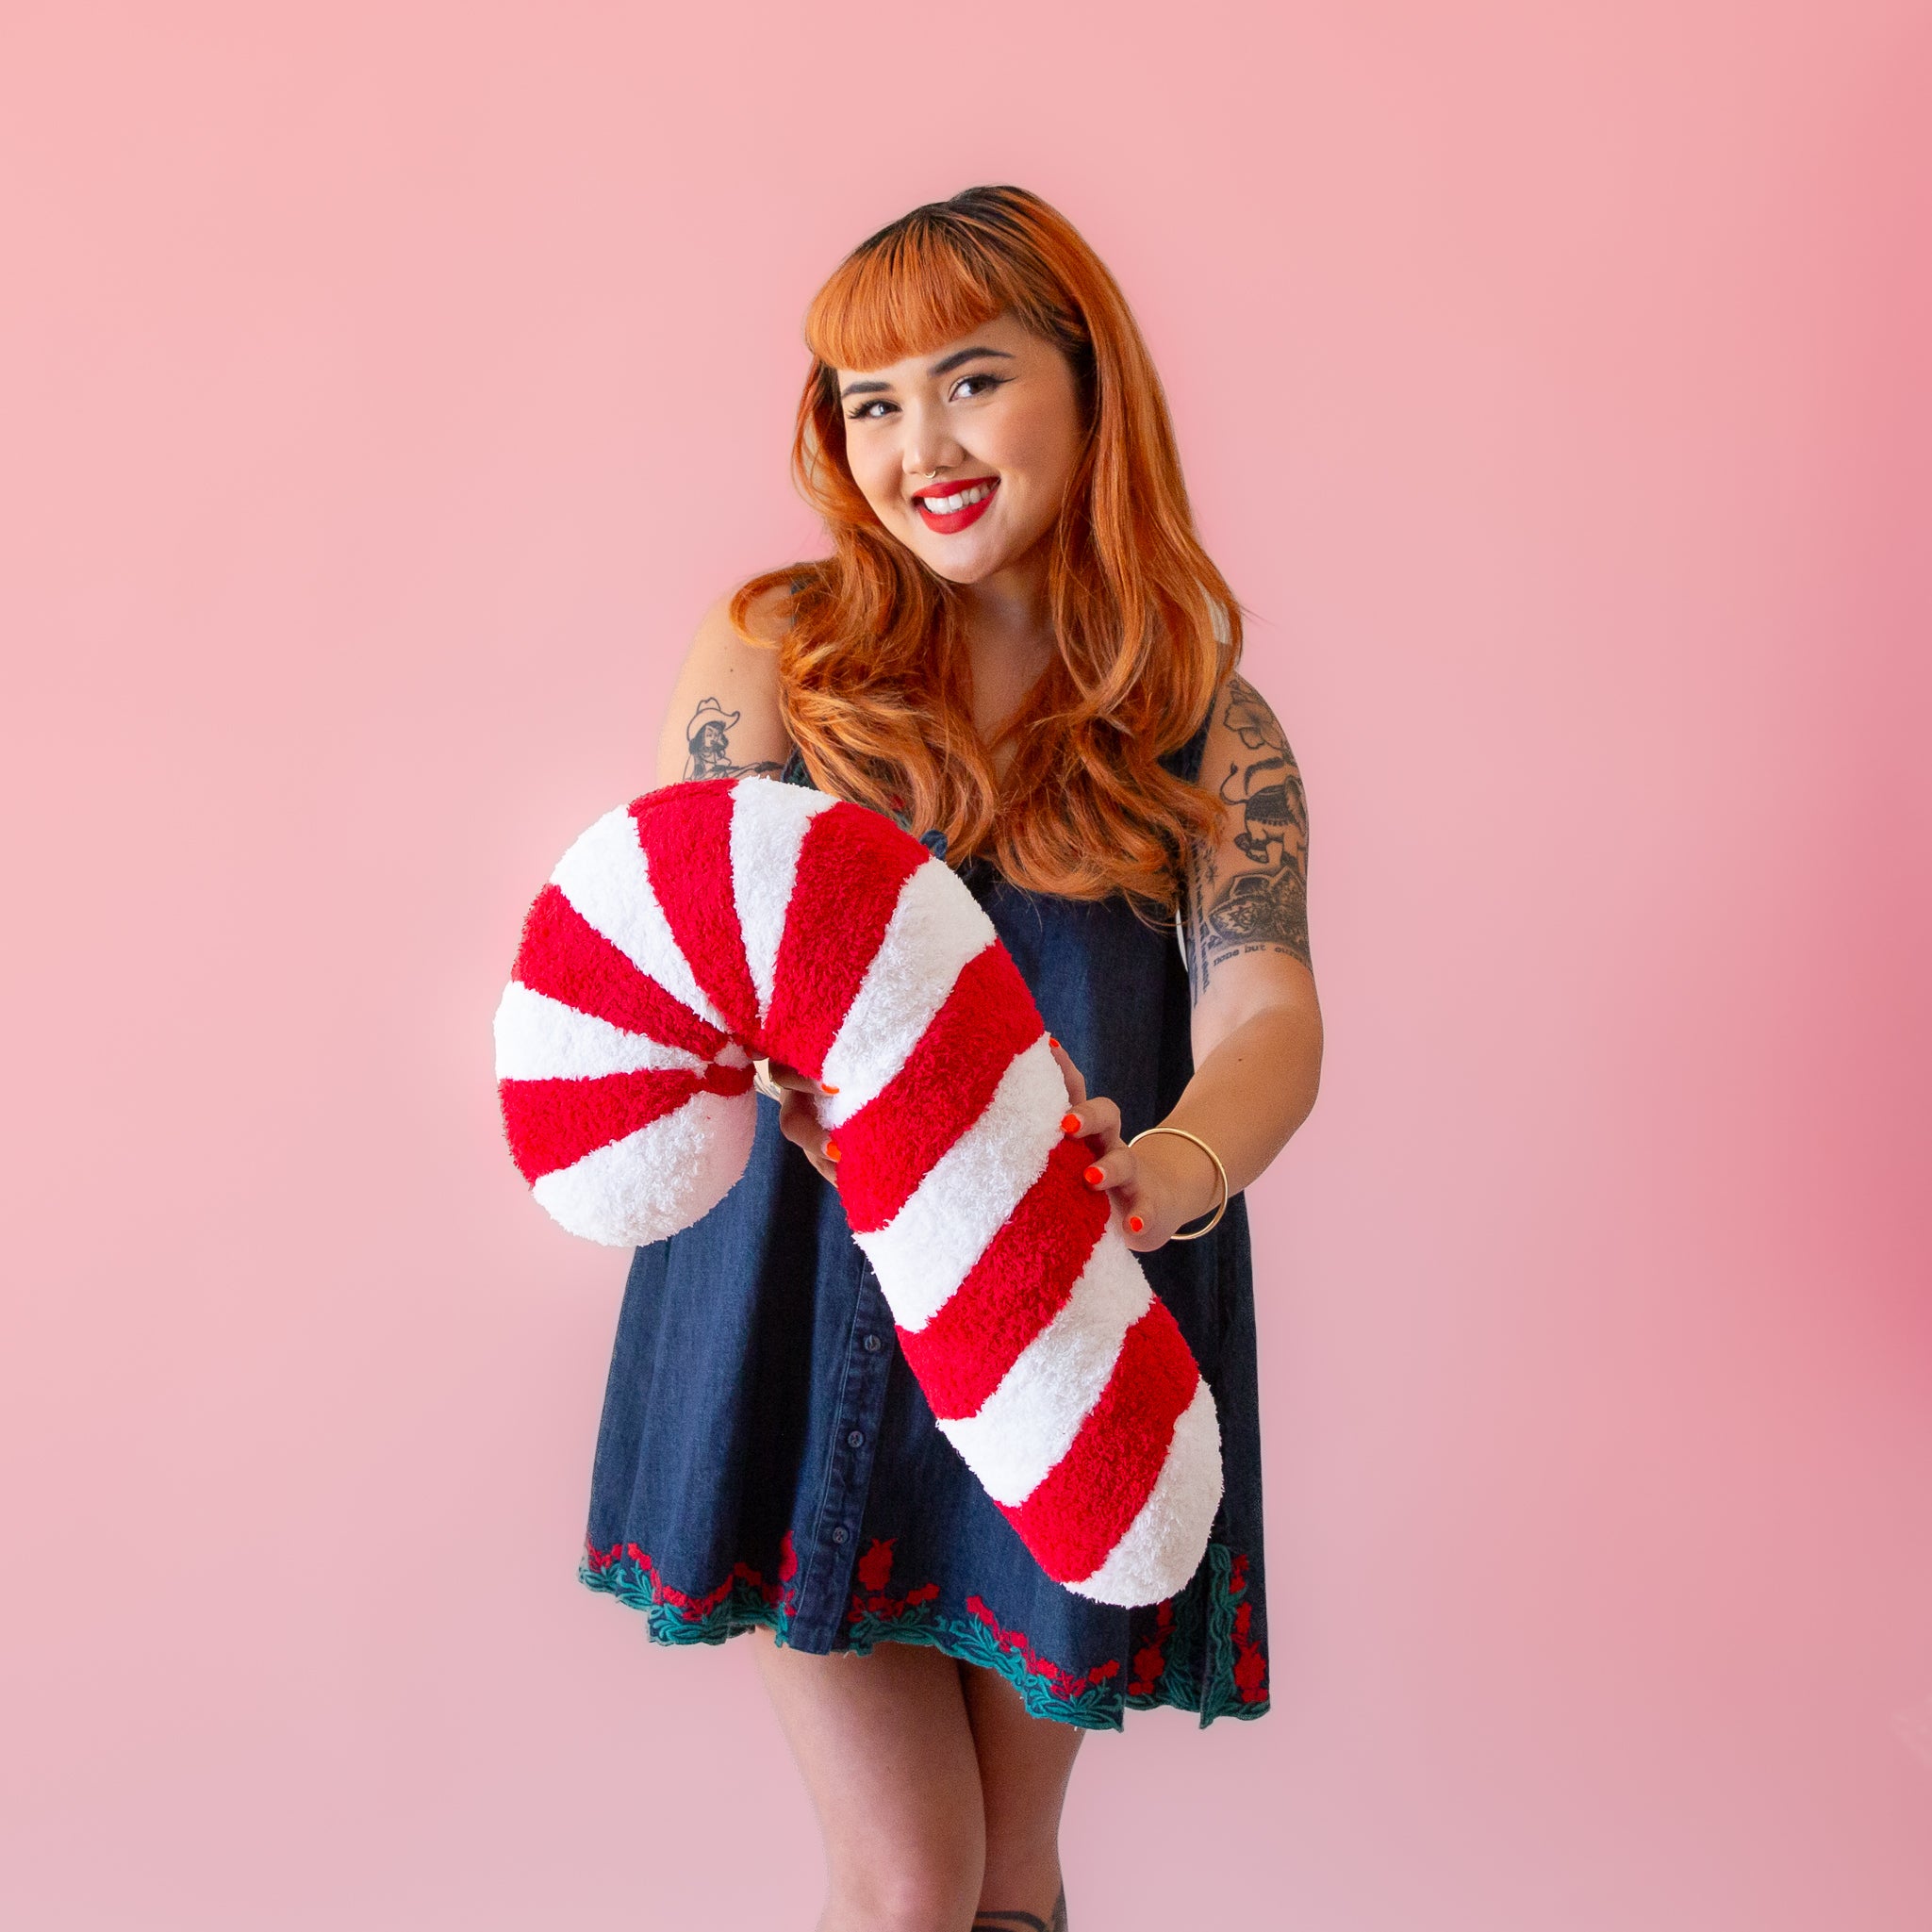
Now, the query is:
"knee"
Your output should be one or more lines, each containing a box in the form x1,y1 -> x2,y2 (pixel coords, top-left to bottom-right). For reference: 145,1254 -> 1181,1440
829,1824 -> 983,1932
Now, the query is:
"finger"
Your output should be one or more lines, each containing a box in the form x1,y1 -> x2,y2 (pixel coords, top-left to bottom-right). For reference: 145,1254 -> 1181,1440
766,1056 -> 841,1098
1045,1033 -> 1087,1108
778,1093 -> 841,1185
777,1089 -> 828,1155
1059,1093 -> 1121,1148
1078,1143 -> 1138,1195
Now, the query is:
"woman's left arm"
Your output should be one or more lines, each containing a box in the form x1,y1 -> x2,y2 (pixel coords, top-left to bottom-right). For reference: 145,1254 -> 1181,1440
1056,672 -> 1323,1249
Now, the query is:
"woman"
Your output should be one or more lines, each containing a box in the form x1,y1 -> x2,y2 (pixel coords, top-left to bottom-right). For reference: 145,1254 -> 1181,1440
584,187 -> 1322,1932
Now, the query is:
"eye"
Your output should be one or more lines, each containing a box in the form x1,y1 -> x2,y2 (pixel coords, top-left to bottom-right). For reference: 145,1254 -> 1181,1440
846,397 -> 898,421
950,372 -> 1008,402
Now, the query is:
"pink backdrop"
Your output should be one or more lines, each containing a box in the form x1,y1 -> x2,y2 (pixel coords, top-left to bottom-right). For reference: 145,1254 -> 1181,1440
4,3 -> 1928,1926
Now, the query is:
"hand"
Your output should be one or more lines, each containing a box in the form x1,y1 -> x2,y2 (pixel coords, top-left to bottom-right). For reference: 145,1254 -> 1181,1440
760,1058 -> 842,1185
1046,1037 -> 1221,1253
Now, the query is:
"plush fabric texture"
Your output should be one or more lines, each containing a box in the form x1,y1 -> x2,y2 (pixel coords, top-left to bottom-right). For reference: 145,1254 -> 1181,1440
494,775 -> 1222,1607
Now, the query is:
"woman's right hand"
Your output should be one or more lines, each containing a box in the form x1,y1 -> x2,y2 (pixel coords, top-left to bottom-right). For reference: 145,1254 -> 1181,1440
761,1058 -> 843,1185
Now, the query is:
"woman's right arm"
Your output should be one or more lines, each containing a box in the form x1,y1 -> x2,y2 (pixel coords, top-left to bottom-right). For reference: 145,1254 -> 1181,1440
652,587 -> 791,787
657,587 -> 840,1181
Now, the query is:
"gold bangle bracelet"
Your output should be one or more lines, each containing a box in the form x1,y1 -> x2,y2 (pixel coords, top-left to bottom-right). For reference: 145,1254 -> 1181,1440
1127,1126 -> 1230,1241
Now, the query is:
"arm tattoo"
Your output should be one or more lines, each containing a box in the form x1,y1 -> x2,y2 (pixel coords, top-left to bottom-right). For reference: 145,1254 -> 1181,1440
975,1890 -> 1068,1932
1183,673 -> 1312,1006
681,694 -> 784,780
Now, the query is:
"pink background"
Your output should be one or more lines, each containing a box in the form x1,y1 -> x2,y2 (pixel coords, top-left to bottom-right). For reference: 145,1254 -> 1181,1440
4,3 -> 1929,1926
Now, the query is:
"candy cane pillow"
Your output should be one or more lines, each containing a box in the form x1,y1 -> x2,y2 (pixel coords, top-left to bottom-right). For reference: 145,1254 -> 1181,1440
493,775 -> 1221,1607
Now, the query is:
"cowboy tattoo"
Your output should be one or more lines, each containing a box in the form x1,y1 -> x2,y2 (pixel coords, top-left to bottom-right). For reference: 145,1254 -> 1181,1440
682,695 -> 784,780
1183,674 -> 1311,1001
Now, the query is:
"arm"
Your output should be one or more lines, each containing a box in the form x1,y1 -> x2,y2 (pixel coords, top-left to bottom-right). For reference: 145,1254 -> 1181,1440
1061,672 -> 1323,1247
661,589 -> 846,1176
653,588 -> 791,787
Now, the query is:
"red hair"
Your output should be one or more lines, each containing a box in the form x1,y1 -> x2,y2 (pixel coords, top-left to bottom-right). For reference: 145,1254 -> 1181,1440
731,185 -> 1240,912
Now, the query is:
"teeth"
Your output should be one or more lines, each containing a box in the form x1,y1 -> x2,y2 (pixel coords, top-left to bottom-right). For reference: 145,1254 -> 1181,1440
921,483 -> 992,515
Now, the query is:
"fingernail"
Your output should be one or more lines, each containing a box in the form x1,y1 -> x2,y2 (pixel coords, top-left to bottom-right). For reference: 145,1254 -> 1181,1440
820,1082 -> 840,1095
1049,1035 -> 1060,1049
1060,1113 -> 1081,1134
1128,1214 -> 1145,1234
1082,1164 -> 1104,1186
824,1139 -> 842,1163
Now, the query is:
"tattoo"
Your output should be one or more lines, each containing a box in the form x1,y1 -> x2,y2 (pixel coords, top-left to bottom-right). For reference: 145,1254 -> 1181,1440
975,1891 -> 1067,1932
682,694 -> 783,780
1183,673 -> 1311,1005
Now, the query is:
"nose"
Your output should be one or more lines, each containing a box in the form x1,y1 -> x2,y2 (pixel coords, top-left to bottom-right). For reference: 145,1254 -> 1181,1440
903,415 -> 963,484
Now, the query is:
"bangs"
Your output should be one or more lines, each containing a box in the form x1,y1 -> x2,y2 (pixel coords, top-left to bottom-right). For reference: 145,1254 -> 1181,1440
804,215 -> 1012,374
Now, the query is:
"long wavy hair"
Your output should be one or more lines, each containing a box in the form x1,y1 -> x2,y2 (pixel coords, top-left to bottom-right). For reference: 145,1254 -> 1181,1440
731,185 -> 1240,913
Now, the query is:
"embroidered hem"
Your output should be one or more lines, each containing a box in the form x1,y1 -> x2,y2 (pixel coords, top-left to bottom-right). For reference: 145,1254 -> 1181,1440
579,1533 -> 1269,1732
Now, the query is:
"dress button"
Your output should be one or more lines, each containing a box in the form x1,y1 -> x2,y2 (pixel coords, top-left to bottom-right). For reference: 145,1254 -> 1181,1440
847,1429 -> 865,1448
831,1526 -> 848,1544
863,1333 -> 882,1353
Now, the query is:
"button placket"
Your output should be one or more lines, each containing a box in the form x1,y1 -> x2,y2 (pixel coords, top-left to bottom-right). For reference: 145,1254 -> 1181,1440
785,1261 -> 897,1649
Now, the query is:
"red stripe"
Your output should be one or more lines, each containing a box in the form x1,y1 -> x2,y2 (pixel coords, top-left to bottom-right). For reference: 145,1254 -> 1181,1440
514,883 -> 728,1061
761,801 -> 927,1077
630,782 -> 759,1042
835,944 -> 1044,1233
1000,1301 -> 1201,1585
499,1064 -> 752,1181
898,1138 -> 1110,1418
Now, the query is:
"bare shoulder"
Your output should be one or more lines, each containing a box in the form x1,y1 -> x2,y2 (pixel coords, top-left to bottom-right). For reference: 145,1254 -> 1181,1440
654,586 -> 792,785
1183,669 -> 1313,1000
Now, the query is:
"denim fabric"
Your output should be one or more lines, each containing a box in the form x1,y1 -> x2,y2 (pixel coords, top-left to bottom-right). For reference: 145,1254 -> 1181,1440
581,718 -> 1270,1728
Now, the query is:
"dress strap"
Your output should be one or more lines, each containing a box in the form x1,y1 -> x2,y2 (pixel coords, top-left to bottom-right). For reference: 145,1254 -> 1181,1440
1162,704 -> 1215,787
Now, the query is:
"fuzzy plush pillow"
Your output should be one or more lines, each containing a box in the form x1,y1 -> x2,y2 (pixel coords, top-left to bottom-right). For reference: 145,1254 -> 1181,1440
494,775 -> 1220,1607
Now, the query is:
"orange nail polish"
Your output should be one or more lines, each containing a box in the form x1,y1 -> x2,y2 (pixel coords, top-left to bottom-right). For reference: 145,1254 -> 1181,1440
819,1082 -> 840,1095
1060,1113 -> 1081,1134
824,1139 -> 842,1163
1128,1214 -> 1145,1233
1049,1035 -> 1060,1049
1082,1164 -> 1104,1186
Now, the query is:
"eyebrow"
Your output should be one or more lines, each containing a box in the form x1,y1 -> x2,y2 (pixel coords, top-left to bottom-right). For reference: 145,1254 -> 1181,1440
837,345 -> 1016,399
929,345 -> 1015,377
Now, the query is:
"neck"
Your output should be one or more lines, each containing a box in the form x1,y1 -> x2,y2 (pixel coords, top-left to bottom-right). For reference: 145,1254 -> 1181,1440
955,542 -> 1056,749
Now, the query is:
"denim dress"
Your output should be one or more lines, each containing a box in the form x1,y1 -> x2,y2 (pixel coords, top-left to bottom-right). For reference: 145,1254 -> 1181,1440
580,713 -> 1270,1729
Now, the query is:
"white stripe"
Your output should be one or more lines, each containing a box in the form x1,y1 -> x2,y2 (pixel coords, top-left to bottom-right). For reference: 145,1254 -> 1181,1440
820,861 -> 997,1125
549,805 -> 725,1032
729,777 -> 836,1027
528,1086 -> 757,1247
1062,1379 -> 1222,1606
493,981 -> 709,1082
853,1033 -> 1064,1332
936,1226 -> 1149,1507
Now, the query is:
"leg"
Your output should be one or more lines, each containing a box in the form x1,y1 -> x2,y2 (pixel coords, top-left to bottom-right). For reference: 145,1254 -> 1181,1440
753,1629 -> 986,1932
961,1662 -> 1084,1931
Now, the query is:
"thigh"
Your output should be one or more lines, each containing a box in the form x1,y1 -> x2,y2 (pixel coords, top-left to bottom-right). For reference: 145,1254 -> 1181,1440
960,1661 -> 1084,1924
753,1631 -> 986,1929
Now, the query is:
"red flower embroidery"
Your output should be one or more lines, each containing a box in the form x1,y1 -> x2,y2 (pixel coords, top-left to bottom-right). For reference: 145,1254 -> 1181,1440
1128,1598 -> 1178,1697
1225,1553 -> 1268,1703
856,1537 -> 896,1593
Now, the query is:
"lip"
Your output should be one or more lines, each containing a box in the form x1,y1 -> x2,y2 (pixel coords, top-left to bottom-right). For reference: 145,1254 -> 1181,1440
911,475 -> 999,535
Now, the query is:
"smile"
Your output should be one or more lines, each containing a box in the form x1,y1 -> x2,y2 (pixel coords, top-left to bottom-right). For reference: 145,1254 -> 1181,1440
912,476 -> 999,534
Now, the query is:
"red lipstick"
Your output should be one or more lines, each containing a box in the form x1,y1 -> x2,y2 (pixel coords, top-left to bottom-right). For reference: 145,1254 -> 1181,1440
912,475 -> 999,535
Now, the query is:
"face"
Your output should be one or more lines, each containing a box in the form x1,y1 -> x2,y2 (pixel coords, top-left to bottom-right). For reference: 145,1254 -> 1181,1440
835,312 -> 1085,586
